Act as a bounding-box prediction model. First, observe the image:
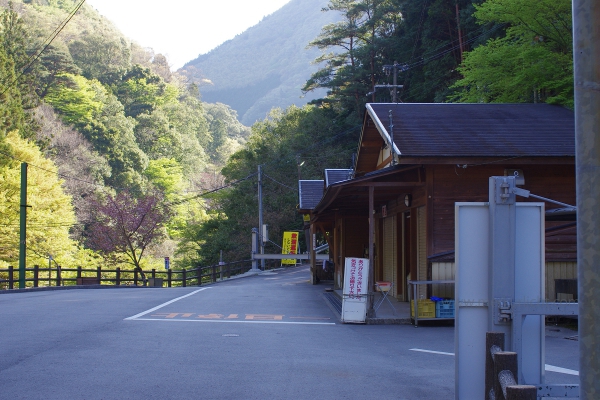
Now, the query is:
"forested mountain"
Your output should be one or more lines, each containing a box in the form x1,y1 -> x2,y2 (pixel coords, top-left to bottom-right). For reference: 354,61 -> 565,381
179,0 -> 340,126
0,0 -> 249,275
1,0 -> 574,276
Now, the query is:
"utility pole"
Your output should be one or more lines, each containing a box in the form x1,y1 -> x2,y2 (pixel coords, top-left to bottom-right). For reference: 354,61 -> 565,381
374,61 -> 406,103
258,164 -> 265,270
19,163 -> 28,289
573,0 -> 600,396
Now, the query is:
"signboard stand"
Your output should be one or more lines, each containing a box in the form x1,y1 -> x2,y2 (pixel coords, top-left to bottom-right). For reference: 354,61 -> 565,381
455,176 -> 578,399
341,257 -> 370,323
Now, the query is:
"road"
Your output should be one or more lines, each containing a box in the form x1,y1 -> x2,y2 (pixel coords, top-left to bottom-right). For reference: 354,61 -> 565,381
0,265 -> 578,399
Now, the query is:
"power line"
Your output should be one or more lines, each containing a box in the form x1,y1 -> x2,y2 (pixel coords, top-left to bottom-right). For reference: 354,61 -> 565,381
0,0 -> 87,96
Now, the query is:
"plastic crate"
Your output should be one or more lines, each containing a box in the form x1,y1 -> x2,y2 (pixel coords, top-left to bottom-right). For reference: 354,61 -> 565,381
435,300 -> 455,318
411,299 -> 436,318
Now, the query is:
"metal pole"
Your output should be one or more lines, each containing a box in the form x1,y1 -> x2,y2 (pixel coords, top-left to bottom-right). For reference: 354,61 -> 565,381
19,163 -> 27,289
392,62 -> 398,103
573,1 -> 600,396
488,177 -> 516,344
258,164 -> 265,270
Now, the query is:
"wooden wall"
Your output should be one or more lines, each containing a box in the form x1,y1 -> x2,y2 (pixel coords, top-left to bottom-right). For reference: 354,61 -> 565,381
429,164 -> 576,258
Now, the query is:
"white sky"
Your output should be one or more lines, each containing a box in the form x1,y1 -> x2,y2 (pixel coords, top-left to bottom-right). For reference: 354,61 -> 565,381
85,0 -> 291,69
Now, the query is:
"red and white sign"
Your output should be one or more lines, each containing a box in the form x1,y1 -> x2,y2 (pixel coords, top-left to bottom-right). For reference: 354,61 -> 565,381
341,257 -> 370,323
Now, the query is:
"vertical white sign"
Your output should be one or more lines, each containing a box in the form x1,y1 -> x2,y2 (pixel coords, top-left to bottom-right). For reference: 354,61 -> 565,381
341,257 -> 369,323
455,203 -> 489,400
455,202 -> 545,399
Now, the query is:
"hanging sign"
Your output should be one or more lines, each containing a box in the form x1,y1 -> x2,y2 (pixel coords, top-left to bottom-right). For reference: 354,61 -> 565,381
281,231 -> 300,265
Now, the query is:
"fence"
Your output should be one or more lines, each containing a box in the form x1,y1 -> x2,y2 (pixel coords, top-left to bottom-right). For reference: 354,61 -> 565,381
0,259 -> 281,290
485,332 -> 538,400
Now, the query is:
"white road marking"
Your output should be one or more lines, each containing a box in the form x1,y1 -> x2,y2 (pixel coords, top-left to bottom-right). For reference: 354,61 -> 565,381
409,349 -> 580,376
130,318 -> 335,325
545,364 -> 579,376
124,288 -> 210,320
410,348 -> 455,356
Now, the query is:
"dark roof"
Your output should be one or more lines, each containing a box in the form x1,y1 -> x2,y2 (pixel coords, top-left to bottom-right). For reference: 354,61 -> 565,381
325,169 -> 353,187
298,180 -> 324,210
367,103 -> 575,158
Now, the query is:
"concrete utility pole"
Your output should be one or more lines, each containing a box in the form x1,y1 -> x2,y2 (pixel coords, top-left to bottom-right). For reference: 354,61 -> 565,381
258,164 -> 265,270
376,61 -> 405,103
572,1 -> 600,397
19,163 -> 28,289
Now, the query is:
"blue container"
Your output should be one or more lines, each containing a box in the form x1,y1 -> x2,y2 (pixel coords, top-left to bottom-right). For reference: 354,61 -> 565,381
435,300 -> 455,318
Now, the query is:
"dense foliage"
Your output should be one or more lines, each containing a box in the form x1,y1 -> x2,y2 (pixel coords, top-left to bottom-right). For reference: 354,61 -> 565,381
0,0 -> 574,274
0,0 -> 248,273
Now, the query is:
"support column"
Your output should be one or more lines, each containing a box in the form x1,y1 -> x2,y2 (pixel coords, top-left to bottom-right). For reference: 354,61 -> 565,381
367,185 -> 375,317
488,177 -> 516,343
573,1 -> 600,395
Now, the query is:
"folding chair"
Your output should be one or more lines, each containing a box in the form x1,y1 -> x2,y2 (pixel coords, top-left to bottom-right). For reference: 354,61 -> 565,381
374,281 -> 396,315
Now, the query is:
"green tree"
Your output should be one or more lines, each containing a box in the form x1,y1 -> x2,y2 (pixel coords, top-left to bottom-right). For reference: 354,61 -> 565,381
187,105 -> 358,265
0,131 -> 78,267
45,73 -> 148,190
68,33 -> 131,84
0,2 -> 39,139
450,0 -> 573,107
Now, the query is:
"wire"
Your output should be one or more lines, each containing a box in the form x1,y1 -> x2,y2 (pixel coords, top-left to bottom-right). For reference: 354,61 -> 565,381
0,0 -> 87,96
0,149 -> 107,190
263,173 -> 297,192
167,172 -> 258,206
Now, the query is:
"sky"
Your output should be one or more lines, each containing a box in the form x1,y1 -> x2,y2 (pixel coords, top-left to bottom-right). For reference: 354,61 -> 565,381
85,0 -> 291,69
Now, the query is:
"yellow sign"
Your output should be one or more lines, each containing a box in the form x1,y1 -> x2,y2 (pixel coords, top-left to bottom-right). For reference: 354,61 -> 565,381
282,231 -> 300,265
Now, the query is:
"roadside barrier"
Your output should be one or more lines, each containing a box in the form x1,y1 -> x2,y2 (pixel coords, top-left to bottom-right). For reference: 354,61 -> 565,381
0,259 -> 281,289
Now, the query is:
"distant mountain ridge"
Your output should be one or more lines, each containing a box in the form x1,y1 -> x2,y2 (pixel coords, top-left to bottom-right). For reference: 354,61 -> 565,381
179,0 -> 340,126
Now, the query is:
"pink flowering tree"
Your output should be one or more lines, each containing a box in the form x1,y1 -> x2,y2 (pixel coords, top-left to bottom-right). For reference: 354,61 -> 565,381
88,190 -> 172,285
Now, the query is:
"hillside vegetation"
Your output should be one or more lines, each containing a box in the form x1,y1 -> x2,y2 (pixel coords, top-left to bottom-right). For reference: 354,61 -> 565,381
0,0 -> 249,277
0,0 -> 573,277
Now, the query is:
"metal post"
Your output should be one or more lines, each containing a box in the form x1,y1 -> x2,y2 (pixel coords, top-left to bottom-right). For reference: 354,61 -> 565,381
251,228 -> 259,271
573,0 -> 600,395
19,163 -> 27,289
488,177 -> 516,344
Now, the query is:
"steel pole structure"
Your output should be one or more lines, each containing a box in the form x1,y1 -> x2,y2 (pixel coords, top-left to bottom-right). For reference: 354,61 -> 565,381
573,1 -> 600,396
19,163 -> 27,289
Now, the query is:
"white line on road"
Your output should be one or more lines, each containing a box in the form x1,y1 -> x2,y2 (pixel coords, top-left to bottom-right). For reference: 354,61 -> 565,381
545,364 -> 579,376
410,348 -> 455,356
124,288 -> 211,320
131,318 -> 336,326
409,348 -> 579,376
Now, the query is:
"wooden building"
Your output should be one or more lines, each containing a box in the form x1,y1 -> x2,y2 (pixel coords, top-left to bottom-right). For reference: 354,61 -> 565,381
302,103 -> 576,302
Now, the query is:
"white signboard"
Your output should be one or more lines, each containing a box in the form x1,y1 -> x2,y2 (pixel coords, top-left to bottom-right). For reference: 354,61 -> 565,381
341,257 -> 369,323
455,202 -> 545,399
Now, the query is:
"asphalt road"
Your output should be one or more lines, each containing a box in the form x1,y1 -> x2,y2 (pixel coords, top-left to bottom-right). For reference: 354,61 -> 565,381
0,265 -> 578,399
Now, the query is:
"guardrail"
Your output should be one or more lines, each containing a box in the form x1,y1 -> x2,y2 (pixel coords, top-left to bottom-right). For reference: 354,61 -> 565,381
0,259 -> 281,290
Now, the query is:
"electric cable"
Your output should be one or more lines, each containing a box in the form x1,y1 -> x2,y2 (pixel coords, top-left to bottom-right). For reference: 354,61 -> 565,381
0,0 -> 87,96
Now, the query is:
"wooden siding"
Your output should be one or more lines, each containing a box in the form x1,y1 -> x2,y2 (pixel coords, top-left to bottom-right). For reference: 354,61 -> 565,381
546,261 -> 577,302
430,164 -> 576,258
432,262 -> 455,299
431,261 -> 576,302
